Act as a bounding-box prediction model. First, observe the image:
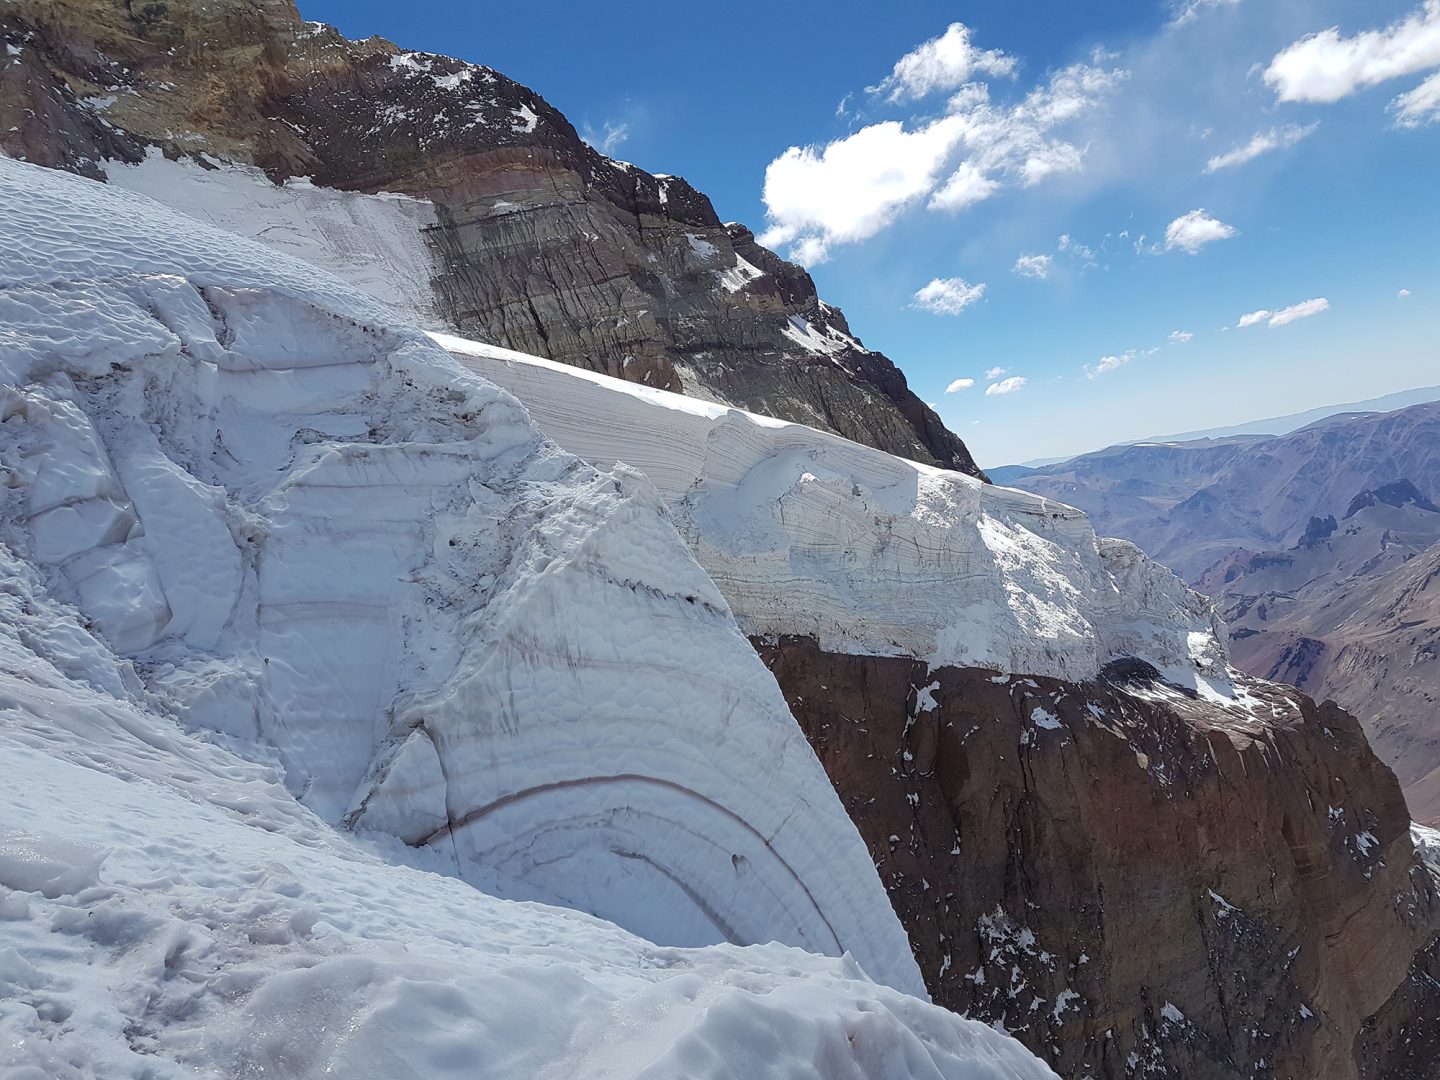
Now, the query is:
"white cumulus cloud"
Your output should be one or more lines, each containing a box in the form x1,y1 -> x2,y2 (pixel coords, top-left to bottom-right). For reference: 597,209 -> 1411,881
1204,124 -> 1317,172
1268,297 -> 1330,326
912,277 -> 987,315
1164,209 -> 1236,254
759,117 -> 966,263
759,38 -> 1126,261
1400,288 -> 1412,297
930,161 -> 1000,212
1013,253 -> 1053,279
986,376 -> 1027,395
945,378 -> 976,393
868,22 -> 1017,102
1265,1 -> 1440,105
984,366 -> 1007,379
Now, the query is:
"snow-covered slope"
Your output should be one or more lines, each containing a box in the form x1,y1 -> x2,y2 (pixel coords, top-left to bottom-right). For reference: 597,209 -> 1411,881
0,153 -> 940,1004
434,335 -> 1230,691
104,149 -> 442,327
0,542 -> 1056,1079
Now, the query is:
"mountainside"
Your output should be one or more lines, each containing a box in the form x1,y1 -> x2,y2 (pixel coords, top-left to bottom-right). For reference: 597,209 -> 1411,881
0,154 -> 1070,1080
0,151 -> 1081,1080
1002,402 -> 1440,582
1199,487 -> 1440,826
5,4 -> 1440,1078
439,333 -> 1440,1080
0,0 -> 984,477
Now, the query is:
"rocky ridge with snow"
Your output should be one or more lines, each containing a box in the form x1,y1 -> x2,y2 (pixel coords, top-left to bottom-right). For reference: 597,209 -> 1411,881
0,154 -> 1040,1080
439,335 -> 1440,1080
4,3 -> 1439,1076
0,0 -> 984,477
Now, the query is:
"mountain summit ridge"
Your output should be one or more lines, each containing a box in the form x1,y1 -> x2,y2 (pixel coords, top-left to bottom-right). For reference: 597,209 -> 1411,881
0,0 -> 986,478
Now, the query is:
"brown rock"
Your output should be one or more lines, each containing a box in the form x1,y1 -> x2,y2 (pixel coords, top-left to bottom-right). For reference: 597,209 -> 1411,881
756,635 -> 1440,1079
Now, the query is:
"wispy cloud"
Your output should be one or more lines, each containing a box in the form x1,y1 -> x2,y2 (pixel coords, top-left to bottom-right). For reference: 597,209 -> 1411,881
912,277 -> 987,315
867,22 -> 1017,102
986,376 -> 1027,395
1204,123 -> 1317,172
984,366 -> 1008,379
1164,209 -> 1236,254
1392,70 -> 1440,126
1400,288 -> 1412,297
1086,354 -> 1131,379
581,119 -> 631,155
1083,346 -> 1158,379
1169,0 -> 1242,29
1169,330 -> 1194,343
1265,0 -> 1440,123
1057,232 -> 1097,267
1238,297 -> 1330,328
1012,253 -> 1053,280
945,378 -> 976,393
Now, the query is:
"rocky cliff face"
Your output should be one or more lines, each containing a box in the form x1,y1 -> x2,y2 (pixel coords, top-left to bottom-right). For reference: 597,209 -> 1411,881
0,0 -> 984,477
759,639 -> 1439,1080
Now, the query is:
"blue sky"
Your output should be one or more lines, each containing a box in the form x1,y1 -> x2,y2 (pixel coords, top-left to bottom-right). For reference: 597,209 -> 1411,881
303,1 -> 1439,466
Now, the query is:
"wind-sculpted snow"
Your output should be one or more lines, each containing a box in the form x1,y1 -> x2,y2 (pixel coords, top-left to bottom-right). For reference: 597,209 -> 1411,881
0,155 -> 931,999
0,545 -> 1057,1079
105,149 -> 443,326
434,335 -> 1231,690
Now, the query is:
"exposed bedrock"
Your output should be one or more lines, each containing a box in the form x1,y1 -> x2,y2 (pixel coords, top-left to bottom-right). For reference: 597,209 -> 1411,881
1,0 -> 985,477
756,637 -> 1440,1080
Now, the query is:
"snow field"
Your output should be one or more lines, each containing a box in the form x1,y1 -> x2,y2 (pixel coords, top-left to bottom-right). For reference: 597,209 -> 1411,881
0,155 -> 932,1006
434,333 -> 1232,691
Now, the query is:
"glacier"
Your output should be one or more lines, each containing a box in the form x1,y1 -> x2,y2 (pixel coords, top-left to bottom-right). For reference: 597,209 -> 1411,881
431,334 -> 1234,693
0,542 -> 1053,1079
0,153 -> 1073,1078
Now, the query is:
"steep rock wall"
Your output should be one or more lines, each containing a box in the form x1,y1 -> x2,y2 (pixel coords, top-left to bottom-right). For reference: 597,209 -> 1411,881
758,639 -> 1438,1080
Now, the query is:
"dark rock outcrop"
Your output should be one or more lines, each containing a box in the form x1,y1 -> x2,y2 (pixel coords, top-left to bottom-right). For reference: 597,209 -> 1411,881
757,635 -> 1440,1080
0,0 -> 985,477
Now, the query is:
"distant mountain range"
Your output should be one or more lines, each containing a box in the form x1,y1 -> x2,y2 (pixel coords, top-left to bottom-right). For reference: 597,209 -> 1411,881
995,384 -> 1440,474
1002,402 -> 1440,825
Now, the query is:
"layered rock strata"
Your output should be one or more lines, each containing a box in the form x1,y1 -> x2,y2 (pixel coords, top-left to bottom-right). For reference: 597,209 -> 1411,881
0,0 -> 984,476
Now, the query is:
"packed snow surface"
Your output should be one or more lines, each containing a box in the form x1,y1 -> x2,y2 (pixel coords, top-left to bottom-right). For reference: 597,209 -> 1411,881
0,154 -> 1065,1079
433,334 -> 1230,688
104,149 -> 441,326
0,540 -> 1055,1080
